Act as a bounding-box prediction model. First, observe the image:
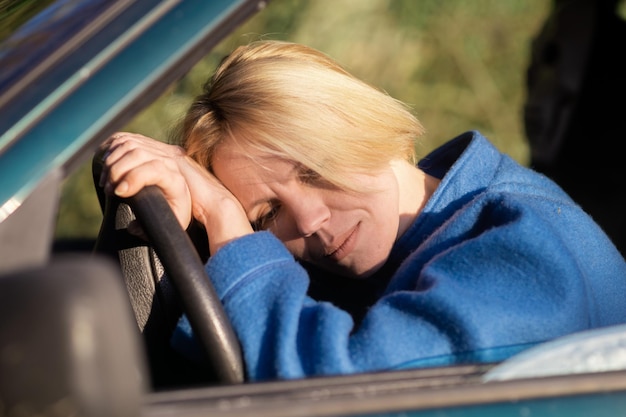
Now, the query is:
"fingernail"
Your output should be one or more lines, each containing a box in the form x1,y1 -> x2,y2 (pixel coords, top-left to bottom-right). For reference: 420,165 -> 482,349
114,181 -> 128,196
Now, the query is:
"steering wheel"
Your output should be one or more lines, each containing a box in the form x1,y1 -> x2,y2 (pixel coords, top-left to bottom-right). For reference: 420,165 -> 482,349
92,154 -> 244,385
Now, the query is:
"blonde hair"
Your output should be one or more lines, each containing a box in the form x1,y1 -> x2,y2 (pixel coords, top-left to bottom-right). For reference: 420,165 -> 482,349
177,40 -> 424,191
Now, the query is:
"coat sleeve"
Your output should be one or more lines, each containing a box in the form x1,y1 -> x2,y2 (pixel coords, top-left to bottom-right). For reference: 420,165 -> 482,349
171,193 -> 626,381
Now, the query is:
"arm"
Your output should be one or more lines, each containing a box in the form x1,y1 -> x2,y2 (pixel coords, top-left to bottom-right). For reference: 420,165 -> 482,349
173,192 -> 624,381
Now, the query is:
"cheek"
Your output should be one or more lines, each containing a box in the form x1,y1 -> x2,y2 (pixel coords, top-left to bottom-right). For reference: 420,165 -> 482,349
281,238 -> 308,260
366,197 -> 400,252
265,216 -> 308,257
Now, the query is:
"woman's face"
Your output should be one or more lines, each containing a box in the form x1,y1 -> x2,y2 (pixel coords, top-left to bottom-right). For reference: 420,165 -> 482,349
211,143 -> 401,278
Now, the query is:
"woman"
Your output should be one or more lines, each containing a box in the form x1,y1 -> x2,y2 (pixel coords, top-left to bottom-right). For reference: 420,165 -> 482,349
101,41 -> 626,381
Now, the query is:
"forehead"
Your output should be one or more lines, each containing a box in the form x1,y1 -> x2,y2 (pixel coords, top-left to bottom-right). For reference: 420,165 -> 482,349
211,142 -> 297,208
212,142 -> 294,182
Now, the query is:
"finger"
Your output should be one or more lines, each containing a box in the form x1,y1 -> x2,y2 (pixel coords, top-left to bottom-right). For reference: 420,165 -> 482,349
109,159 -> 186,198
99,132 -> 140,187
104,138 -> 188,189
98,132 -> 124,187
104,141 -> 167,184
110,159 -> 192,229
100,132 -> 131,153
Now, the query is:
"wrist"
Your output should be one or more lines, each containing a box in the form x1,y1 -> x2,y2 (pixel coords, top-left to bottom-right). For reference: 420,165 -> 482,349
193,197 -> 253,255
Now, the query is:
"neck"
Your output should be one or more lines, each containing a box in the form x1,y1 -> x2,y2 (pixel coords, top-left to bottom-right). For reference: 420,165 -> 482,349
391,160 -> 440,238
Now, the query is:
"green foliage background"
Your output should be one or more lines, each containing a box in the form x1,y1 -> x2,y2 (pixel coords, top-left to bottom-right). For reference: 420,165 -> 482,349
0,0 -> 54,41
55,0 -> 551,239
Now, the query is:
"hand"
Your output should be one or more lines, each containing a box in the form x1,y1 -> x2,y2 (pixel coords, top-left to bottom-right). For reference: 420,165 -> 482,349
100,132 -> 193,230
100,132 -> 254,254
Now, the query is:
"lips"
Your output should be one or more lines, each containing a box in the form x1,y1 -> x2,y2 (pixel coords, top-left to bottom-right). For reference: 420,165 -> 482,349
325,223 -> 359,262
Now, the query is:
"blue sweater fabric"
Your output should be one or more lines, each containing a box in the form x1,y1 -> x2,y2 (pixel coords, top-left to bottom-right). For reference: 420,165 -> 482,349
172,130 -> 626,381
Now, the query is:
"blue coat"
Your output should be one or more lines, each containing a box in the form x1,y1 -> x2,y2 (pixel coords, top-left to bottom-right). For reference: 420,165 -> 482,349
172,130 -> 626,380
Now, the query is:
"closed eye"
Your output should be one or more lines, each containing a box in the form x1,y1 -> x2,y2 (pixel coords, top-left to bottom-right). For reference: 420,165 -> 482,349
251,202 -> 281,231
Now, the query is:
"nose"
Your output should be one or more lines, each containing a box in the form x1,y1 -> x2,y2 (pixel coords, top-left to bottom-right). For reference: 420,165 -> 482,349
291,195 -> 330,238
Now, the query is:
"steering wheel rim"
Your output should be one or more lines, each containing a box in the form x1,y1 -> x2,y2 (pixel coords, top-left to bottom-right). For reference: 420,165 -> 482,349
123,185 -> 244,384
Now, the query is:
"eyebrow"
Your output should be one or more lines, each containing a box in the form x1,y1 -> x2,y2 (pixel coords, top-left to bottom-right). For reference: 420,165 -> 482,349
242,163 -> 300,216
